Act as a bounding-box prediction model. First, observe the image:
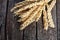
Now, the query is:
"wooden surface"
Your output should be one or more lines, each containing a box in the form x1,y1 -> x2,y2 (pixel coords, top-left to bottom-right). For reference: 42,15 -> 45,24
0,0 -> 58,40
57,0 -> 60,40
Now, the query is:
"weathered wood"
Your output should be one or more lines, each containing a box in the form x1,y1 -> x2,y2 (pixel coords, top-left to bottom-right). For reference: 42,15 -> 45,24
3,0 -> 57,40
57,0 -> 60,40
6,0 -> 24,40
0,0 -> 7,40
37,5 -> 57,40
36,17 -> 43,40
24,22 -> 36,40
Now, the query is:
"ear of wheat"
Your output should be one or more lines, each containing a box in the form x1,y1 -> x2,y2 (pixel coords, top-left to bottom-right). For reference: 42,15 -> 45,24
11,0 -> 56,30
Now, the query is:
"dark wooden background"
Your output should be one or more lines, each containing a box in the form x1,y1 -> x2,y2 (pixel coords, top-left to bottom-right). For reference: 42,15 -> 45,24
0,0 -> 59,40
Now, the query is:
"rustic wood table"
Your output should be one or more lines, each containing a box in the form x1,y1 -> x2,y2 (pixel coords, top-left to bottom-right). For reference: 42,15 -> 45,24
0,0 -> 59,40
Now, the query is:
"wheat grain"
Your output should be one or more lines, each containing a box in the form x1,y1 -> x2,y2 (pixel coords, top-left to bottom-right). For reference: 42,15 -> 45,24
47,0 -> 56,12
43,5 -> 48,30
19,6 -> 38,18
35,6 -> 43,22
14,1 -> 44,13
17,6 -> 38,22
11,1 -> 34,12
47,12 -> 55,28
20,5 -> 43,30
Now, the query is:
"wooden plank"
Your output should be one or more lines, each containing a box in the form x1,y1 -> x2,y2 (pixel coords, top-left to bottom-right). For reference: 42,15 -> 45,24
37,5 -> 57,40
24,22 -> 36,40
0,0 -> 7,40
36,16 -> 43,40
57,0 -> 60,40
6,0 -> 24,40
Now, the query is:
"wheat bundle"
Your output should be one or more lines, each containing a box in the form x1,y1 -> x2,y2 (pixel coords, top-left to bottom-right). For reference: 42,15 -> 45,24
11,0 -> 56,30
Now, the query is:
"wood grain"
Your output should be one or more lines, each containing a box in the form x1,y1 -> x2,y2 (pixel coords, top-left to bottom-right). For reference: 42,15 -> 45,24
0,0 -> 7,40
6,0 -> 24,40
57,0 -> 60,40
24,22 -> 36,40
